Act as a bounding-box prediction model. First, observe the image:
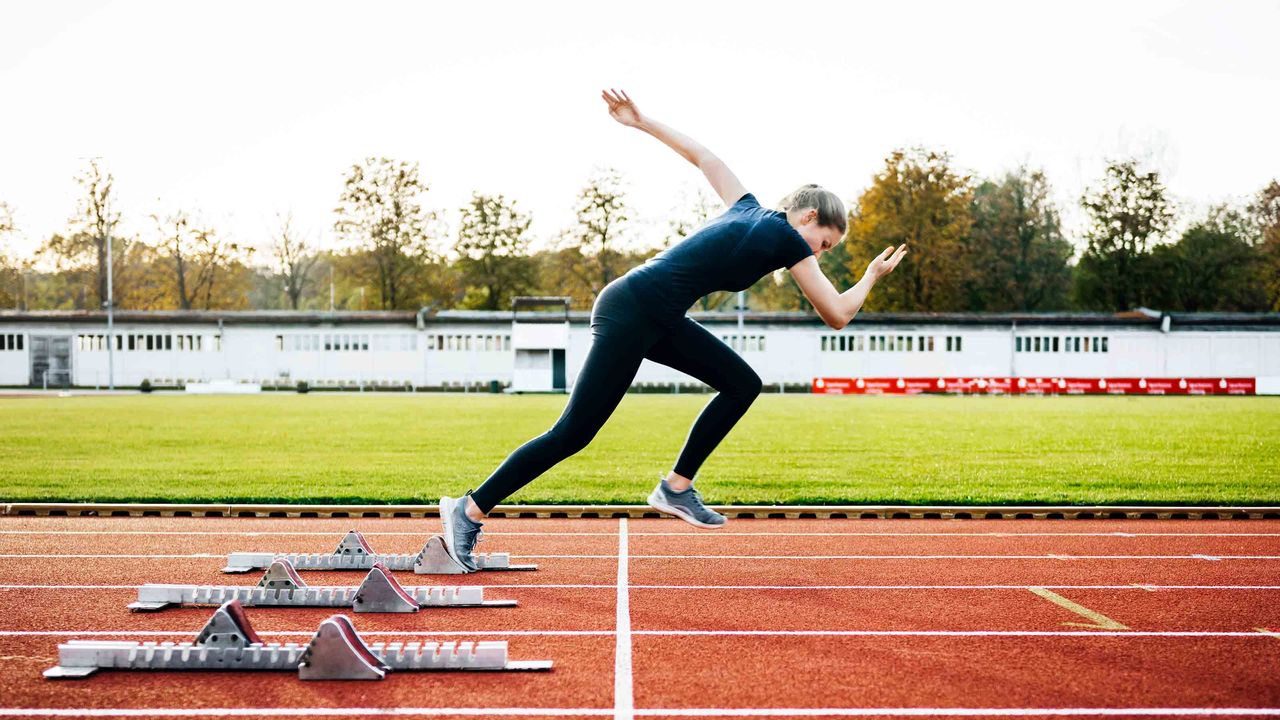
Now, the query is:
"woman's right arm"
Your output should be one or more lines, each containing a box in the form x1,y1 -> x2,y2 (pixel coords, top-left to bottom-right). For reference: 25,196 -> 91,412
790,244 -> 908,329
602,88 -> 748,207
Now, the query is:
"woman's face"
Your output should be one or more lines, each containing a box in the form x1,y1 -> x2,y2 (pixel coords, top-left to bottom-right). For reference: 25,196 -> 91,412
789,208 -> 844,259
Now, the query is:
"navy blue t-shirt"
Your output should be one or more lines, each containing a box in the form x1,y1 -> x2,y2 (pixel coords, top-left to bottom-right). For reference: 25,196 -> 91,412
623,193 -> 814,325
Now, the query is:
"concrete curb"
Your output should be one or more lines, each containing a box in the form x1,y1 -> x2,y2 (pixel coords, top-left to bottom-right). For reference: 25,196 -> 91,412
4,502 -> 1279,520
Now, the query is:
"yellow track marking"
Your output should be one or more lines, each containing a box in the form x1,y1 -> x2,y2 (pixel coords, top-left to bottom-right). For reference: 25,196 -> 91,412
1254,627 -> 1280,640
1028,587 -> 1130,630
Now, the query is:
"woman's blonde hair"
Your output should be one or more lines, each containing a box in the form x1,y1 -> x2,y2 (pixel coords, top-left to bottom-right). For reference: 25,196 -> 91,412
778,184 -> 847,234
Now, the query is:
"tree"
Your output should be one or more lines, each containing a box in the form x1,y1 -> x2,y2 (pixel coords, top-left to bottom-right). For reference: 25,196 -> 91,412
454,193 -> 538,310
964,168 -> 1073,311
333,158 -> 437,310
844,149 -> 973,311
269,213 -> 320,310
1145,207 -> 1266,312
549,168 -> 635,304
40,160 -> 130,309
152,211 -> 248,310
1073,159 -> 1174,311
0,202 -> 20,308
1249,180 -> 1280,310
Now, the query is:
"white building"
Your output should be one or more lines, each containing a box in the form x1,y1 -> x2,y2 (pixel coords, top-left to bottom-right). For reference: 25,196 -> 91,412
1,309 -> 1277,391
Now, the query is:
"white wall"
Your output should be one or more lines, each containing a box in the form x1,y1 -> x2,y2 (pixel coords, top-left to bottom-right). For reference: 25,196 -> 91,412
1,317 -> 1276,389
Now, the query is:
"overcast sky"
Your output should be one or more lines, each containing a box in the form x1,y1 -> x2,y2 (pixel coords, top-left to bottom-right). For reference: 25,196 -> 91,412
2,0 -> 1277,265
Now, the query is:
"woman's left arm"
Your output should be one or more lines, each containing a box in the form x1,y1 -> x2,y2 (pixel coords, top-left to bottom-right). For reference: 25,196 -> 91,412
602,88 -> 748,206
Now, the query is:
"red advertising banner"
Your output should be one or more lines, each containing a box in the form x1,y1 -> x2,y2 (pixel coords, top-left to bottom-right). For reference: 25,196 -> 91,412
811,377 -> 1257,396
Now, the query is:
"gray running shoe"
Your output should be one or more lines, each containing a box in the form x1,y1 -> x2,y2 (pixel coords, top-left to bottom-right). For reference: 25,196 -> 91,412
438,494 -> 483,572
647,475 -> 726,529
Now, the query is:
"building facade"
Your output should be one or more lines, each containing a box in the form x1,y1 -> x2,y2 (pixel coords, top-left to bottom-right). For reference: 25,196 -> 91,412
1,309 -> 1277,391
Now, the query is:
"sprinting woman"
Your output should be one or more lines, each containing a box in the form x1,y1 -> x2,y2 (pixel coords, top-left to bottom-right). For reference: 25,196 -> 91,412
439,89 -> 907,570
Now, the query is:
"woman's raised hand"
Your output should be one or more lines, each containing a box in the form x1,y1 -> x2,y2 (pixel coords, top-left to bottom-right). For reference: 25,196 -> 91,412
602,88 -> 642,128
866,244 -> 908,280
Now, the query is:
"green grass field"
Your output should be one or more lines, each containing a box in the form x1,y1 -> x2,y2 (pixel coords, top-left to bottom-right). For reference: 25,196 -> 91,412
1,394 -> 1277,505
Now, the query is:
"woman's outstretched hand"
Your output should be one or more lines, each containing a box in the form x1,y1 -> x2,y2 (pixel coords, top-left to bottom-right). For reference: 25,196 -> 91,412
602,88 -> 642,128
866,244 -> 908,280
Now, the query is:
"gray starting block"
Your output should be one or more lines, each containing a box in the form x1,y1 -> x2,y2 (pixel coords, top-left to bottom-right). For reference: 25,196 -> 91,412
129,559 -> 517,612
221,530 -> 537,575
45,600 -> 553,680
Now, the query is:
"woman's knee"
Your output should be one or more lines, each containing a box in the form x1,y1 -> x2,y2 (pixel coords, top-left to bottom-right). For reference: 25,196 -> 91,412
727,368 -> 762,401
544,421 -> 595,457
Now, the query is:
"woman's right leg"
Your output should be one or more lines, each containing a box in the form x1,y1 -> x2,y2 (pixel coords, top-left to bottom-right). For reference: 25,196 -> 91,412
468,285 -> 659,514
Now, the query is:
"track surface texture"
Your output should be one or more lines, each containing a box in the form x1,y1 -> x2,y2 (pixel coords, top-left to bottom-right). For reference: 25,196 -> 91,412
0,516 -> 1278,718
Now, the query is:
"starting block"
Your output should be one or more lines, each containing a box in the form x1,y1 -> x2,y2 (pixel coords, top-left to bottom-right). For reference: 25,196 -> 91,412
45,600 -> 553,680
222,530 -> 537,575
129,559 -> 517,612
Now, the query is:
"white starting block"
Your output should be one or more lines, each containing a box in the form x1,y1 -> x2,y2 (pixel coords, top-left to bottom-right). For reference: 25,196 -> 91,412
45,600 -> 553,680
130,559 -> 517,613
222,530 -> 537,575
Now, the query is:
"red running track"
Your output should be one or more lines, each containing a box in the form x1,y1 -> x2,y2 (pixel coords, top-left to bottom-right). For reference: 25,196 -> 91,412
0,516 -> 1278,718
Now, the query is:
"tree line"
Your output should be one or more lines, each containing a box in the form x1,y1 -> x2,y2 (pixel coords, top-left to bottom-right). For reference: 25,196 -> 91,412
1,152 -> 1277,315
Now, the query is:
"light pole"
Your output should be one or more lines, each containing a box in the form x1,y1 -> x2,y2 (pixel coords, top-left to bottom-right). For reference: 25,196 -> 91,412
104,201 -> 115,390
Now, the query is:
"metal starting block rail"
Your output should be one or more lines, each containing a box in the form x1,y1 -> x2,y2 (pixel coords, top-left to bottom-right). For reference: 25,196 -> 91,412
222,530 -> 537,575
46,600 -> 553,680
130,559 -> 517,612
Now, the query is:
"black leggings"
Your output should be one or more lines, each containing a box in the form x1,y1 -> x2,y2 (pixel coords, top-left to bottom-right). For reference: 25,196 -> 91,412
469,278 -> 763,513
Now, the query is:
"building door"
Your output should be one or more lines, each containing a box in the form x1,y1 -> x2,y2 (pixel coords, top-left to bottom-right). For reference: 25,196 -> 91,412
29,336 -> 72,388
552,349 -> 566,391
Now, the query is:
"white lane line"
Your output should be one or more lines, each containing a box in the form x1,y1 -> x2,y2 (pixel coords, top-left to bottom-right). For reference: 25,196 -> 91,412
5,584 -> 1280,591
0,531 -> 619,537
0,584 -> 616,590
0,709 -> 1277,718
0,629 -> 614,637
614,517 -> 634,720
629,532 -> 1280,538
5,530 -> 1280,537
627,555 -> 1280,560
629,585 -> 1280,591
0,629 -> 1271,638
633,710 -> 1280,717
628,630 -> 1272,637
4,553 -> 1279,560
